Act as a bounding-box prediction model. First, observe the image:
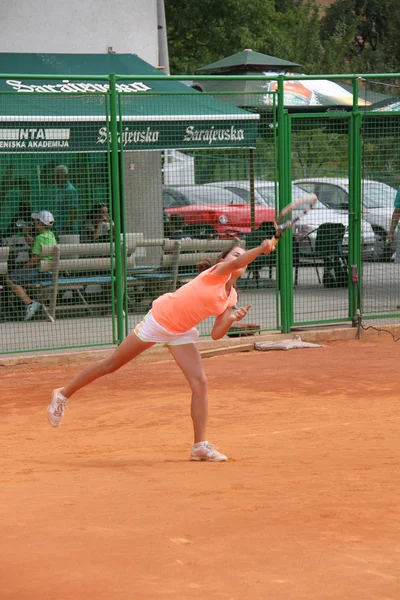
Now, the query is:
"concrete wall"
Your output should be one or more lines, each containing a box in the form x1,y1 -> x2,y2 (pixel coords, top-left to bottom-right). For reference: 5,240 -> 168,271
0,0 -> 163,241
123,151 -> 164,263
0,0 -> 158,64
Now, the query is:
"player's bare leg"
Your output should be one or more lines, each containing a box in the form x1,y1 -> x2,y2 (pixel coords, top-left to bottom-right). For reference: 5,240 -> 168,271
47,333 -> 155,426
168,343 -> 227,461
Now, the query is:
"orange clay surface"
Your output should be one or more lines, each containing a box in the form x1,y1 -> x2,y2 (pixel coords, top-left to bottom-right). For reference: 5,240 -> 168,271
1,336 -> 400,600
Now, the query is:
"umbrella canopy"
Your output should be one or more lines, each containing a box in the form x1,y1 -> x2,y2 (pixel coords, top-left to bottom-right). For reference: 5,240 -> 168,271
0,53 -> 259,153
368,96 -> 400,112
198,49 -> 302,73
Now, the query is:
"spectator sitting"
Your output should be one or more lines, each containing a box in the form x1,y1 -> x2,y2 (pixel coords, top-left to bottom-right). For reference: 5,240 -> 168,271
81,203 -> 112,243
4,211 -> 56,321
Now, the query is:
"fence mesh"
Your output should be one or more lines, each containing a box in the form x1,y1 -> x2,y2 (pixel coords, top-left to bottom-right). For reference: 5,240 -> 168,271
0,90 -> 116,353
1,74 -> 400,354
359,113 -> 400,339
290,115 -> 353,326
119,89 -> 280,338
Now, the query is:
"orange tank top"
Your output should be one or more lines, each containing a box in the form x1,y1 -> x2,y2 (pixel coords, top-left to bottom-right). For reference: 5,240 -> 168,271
151,265 -> 238,333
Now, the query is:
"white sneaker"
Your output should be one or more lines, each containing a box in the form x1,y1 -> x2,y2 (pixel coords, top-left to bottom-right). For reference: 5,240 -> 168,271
25,301 -> 41,321
47,388 -> 68,427
190,441 -> 228,462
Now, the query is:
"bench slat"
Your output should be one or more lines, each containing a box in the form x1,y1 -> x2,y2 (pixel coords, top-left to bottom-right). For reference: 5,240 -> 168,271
41,242 -> 119,258
0,247 -> 10,261
178,239 -> 243,252
40,255 -> 136,273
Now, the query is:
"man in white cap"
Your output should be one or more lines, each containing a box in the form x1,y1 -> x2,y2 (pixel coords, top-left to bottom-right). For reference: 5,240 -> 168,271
4,211 -> 56,321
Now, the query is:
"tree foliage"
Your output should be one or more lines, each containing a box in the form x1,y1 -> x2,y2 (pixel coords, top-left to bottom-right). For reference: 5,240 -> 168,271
320,0 -> 400,72
165,0 -> 279,74
164,0 -> 400,75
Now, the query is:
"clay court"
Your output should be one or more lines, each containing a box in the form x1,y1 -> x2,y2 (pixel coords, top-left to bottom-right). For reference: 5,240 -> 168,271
1,335 -> 400,600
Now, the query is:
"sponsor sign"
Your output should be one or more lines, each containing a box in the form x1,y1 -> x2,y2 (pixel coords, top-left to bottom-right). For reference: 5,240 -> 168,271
96,126 -> 160,146
182,125 -> 245,145
5,79 -> 152,94
0,127 -> 70,149
0,121 -> 256,153
262,71 -> 370,107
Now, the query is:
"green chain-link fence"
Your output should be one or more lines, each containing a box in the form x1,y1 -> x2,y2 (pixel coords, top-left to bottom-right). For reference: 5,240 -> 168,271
1,72 -> 400,353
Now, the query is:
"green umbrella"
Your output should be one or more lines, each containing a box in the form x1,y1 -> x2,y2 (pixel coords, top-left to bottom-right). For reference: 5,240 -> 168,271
198,49 -> 302,73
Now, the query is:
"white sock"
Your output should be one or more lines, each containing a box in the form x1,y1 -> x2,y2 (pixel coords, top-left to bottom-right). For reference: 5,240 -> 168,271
56,390 -> 68,402
193,441 -> 208,448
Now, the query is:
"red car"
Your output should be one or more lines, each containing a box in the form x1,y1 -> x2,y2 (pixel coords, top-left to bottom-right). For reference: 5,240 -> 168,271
163,185 -> 275,239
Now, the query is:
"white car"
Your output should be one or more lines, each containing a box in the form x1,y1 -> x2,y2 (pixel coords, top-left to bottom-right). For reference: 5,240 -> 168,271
292,199 -> 376,261
294,178 -> 397,261
208,180 -> 376,260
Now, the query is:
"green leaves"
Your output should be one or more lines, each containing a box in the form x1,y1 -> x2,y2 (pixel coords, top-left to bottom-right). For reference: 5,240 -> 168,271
165,0 -> 400,75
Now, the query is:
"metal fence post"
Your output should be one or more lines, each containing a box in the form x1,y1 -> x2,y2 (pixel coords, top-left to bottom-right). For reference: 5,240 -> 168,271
277,75 -> 293,333
349,78 -> 363,324
109,73 -> 125,344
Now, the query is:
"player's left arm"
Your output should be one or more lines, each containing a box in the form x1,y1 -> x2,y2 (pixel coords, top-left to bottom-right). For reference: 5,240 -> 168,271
211,305 -> 252,340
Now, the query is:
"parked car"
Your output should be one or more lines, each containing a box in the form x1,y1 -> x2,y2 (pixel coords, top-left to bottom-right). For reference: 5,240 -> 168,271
207,179 -> 325,208
207,180 -> 376,260
162,184 -> 275,239
206,180 -> 273,206
293,178 -> 398,261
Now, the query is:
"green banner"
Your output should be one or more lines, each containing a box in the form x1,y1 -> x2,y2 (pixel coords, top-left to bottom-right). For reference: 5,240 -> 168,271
0,119 -> 258,152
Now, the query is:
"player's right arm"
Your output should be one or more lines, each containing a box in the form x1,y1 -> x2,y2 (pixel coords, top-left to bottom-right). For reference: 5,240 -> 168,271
213,240 -> 275,276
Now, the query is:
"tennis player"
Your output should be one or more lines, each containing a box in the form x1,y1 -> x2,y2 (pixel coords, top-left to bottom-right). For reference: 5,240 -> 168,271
47,239 -> 274,461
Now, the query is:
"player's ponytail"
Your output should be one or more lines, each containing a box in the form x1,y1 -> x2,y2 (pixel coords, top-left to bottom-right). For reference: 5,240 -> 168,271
196,259 -> 212,273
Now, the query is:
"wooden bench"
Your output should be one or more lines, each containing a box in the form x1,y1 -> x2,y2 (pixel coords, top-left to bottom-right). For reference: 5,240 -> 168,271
0,246 -> 9,275
37,236 -> 183,319
126,236 -> 243,290
124,236 -> 244,308
19,236 -> 245,320
36,238 -> 139,320
0,247 -> 10,294
123,236 -> 184,310
0,247 -> 9,321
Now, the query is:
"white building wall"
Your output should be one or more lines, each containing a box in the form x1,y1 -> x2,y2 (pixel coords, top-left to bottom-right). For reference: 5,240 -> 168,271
0,0 -> 164,243
0,0 -> 158,65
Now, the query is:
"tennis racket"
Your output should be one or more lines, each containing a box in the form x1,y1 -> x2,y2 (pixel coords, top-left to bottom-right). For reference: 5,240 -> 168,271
270,193 -> 317,248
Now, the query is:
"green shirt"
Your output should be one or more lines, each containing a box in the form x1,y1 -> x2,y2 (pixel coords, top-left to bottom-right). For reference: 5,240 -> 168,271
32,230 -> 57,261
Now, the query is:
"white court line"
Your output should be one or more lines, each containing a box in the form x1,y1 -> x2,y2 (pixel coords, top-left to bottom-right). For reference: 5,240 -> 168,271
363,569 -> 397,581
345,554 -> 397,580
345,556 -> 397,581
272,416 -> 400,435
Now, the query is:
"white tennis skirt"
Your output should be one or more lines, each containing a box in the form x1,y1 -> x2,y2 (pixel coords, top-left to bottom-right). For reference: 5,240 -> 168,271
133,311 -> 199,346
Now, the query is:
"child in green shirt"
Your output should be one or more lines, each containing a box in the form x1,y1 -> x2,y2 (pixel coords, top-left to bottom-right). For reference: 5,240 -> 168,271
5,211 -> 56,321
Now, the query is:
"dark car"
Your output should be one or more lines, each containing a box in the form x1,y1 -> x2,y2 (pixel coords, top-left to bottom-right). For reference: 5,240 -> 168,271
163,185 -> 275,239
